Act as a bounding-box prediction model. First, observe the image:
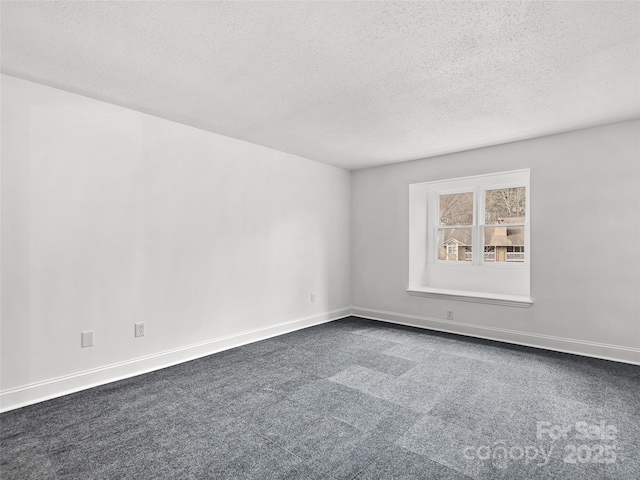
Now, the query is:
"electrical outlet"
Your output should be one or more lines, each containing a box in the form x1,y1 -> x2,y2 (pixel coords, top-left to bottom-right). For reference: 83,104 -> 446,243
81,331 -> 94,348
310,293 -> 316,303
446,310 -> 454,320
135,322 -> 145,337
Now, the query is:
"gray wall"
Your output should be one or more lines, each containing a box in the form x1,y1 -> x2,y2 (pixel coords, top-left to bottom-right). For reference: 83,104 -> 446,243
352,120 -> 640,362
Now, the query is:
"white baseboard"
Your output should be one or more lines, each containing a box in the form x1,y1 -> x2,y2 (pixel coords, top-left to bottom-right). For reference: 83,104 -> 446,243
351,306 -> 640,366
0,307 -> 351,413
4,305 -> 637,413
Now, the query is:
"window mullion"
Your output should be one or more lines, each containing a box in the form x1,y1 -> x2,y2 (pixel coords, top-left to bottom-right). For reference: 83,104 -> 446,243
475,186 -> 482,265
436,193 -> 443,263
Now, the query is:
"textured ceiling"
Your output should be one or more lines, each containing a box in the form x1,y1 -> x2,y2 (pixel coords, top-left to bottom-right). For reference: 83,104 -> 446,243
2,1 -> 639,170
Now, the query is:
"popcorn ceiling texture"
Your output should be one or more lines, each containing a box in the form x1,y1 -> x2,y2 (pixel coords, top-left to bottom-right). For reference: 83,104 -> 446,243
2,1 -> 639,170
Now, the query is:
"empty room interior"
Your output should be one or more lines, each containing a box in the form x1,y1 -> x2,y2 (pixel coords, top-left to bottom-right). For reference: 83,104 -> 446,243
1,1 -> 639,479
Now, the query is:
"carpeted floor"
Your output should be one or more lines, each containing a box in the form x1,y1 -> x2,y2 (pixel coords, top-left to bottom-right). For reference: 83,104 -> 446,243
1,316 -> 639,479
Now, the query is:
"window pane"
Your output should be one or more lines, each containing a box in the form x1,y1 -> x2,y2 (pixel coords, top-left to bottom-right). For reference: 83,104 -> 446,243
438,228 -> 472,261
485,187 -> 525,224
483,226 -> 525,262
439,192 -> 473,226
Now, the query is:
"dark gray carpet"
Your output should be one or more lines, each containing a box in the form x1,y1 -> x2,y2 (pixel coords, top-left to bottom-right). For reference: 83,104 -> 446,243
1,316 -> 639,479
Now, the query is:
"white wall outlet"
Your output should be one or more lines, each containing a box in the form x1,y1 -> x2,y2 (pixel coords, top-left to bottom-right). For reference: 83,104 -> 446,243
310,293 -> 316,302
446,310 -> 454,320
135,322 -> 145,337
81,331 -> 94,348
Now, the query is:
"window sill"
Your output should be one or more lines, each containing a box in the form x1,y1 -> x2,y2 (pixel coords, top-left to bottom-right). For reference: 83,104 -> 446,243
407,287 -> 533,308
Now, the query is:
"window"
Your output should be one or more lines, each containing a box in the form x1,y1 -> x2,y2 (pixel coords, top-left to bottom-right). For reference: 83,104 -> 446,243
434,185 -> 527,265
438,192 -> 473,262
408,169 -> 531,307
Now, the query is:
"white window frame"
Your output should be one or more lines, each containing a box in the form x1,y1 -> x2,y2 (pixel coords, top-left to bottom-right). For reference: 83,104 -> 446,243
408,169 -> 532,307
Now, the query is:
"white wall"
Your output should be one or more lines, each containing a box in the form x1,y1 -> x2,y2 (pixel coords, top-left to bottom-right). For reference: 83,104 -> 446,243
352,121 -> 640,363
1,75 -> 351,410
